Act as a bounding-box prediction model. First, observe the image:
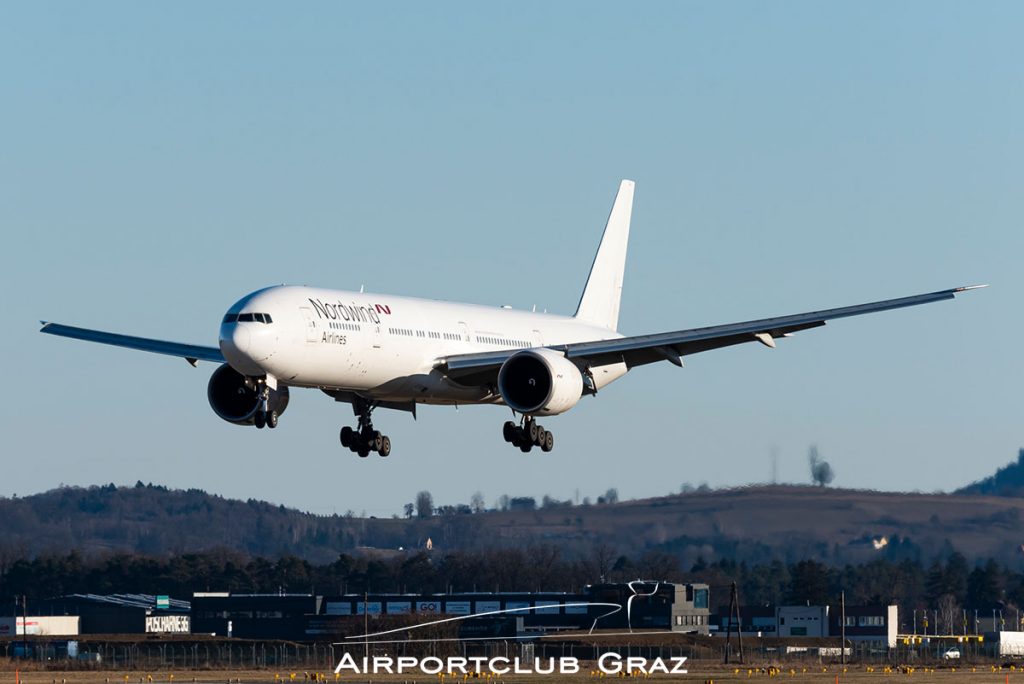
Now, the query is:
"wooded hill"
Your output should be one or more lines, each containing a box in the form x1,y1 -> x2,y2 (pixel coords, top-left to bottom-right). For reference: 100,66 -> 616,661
2,470 -> 1024,566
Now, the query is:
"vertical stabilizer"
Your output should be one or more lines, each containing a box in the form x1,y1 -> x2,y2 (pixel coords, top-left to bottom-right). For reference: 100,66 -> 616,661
574,179 -> 634,331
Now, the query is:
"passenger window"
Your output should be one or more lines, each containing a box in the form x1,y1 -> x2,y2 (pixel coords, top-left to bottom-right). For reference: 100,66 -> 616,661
264,314 -> 273,324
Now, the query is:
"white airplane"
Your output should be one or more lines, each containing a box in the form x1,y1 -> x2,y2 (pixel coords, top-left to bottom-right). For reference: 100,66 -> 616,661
41,180 -> 983,457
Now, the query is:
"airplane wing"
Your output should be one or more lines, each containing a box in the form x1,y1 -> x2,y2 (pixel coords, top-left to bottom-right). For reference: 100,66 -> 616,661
39,322 -> 224,366
438,285 -> 985,385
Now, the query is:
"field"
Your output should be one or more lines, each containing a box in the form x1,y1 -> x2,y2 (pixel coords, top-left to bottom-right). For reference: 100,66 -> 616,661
4,663 -> 1024,684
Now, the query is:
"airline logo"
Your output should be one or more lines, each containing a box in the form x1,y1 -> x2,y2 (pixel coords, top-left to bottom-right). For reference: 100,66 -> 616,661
307,298 -> 392,324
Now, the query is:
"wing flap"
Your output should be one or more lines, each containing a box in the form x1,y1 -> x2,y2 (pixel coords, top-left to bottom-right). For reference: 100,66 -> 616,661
40,322 -> 224,364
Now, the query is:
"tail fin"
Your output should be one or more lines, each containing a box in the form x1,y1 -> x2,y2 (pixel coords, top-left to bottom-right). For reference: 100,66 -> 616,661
574,179 -> 635,331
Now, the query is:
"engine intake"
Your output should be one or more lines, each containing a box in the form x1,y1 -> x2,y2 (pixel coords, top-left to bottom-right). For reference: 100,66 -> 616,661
207,364 -> 289,425
497,349 -> 584,416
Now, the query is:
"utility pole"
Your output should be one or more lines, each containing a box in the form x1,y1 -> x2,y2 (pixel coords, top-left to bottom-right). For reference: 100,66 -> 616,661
21,594 -> 28,658
840,591 -> 846,667
723,582 -> 744,664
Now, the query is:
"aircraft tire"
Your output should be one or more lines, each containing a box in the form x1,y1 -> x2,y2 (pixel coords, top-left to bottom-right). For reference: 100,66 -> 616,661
528,421 -> 539,442
542,431 -> 554,452
340,426 -> 354,447
379,436 -> 391,457
266,411 -> 279,429
535,427 -> 546,446
357,448 -> 370,458
519,442 -> 532,453
502,421 -> 516,442
254,411 -> 266,429
373,433 -> 384,452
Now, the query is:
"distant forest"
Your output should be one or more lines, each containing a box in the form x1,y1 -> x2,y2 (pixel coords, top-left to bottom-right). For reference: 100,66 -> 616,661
958,448 -> 1024,497
1,548 -> 1022,632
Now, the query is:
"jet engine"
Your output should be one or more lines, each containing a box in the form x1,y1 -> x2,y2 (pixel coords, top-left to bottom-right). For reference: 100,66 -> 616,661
497,348 -> 584,415
207,363 -> 289,425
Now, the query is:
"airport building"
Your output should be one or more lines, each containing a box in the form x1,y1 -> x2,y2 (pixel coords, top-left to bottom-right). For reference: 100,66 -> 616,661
715,604 -> 898,648
190,581 -> 711,641
27,594 -> 191,635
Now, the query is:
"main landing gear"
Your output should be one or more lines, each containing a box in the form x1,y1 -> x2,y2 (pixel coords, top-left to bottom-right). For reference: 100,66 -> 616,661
503,416 -> 554,453
340,398 -> 391,458
253,383 -> 279,430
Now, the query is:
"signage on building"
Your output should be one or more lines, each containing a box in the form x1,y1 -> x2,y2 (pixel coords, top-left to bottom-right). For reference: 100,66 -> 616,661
535,601 -> 560,614
355,602 -> 382,616
325,602 -> 352,616
145,615 -> 190,634
475,601 -> 501,614
445,601 -> 471,615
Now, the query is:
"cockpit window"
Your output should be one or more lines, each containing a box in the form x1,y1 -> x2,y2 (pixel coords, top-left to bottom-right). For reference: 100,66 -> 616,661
229,312 -> 273,324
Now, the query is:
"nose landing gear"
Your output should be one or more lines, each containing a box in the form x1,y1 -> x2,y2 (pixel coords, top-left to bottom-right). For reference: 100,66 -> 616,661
340,398 -> 392,457
253,382 -> 279,430
503,417 -> 554,452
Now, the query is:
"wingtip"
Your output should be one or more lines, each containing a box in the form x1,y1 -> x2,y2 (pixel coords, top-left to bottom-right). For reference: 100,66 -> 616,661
955,284 -> 989,292
39,320 -> 50,330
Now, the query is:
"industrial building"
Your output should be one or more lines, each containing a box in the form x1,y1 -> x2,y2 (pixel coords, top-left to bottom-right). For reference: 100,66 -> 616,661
190,581 -> 711,641
715,604 -> 898,648
27,594 -> 191,635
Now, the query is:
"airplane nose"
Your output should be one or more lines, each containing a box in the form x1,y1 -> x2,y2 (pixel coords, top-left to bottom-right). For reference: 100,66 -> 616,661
231,325 -> 251,354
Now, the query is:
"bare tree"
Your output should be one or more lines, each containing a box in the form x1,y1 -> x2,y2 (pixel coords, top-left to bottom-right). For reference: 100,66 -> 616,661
415,491 -> 434,519
809,445 -> 834,487
588,543 -> 618,582
938,593 -> 959,634
470,491 -> 486,514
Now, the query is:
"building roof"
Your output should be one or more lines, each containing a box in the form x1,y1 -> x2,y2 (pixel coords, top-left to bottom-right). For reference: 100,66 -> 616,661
53,593 -> 190,612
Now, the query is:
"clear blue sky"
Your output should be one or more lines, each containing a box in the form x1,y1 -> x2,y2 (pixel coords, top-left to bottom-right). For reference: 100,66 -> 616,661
2,2 -> 1020,516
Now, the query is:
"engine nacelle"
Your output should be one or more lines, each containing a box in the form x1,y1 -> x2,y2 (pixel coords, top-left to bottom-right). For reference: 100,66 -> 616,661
497,348 -> 584,416
207,364 -> 289,425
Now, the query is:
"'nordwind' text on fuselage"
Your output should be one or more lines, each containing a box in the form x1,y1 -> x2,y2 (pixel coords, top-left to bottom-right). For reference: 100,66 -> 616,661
307,298 -> 391,325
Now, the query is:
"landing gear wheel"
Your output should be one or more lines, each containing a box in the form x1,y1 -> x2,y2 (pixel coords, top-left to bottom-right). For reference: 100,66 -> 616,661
254,411 -> 266,429
342,398 -> 393,458
266,410 -> 279,429
503,421 -> 517,443
535,427 -> 547,447
519,442 -> 533,453
542,431 -> 554,452
528,421 -> 539,442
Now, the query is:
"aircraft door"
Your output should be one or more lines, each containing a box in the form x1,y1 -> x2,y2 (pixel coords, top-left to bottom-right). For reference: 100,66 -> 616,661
300,308 -> 319,342
458,322 -> 471,343
532,329 -> 545,348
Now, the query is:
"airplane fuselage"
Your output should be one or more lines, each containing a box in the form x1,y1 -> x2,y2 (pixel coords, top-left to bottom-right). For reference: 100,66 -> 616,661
219,285 -> 627,406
